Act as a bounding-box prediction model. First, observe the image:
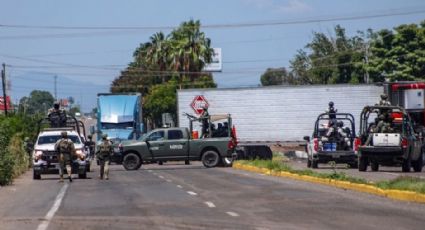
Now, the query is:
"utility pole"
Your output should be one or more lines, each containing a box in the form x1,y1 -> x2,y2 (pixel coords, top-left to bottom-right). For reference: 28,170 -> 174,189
54,75 -> 57,100
364,42 -> 370,84
2,63 -> 8,116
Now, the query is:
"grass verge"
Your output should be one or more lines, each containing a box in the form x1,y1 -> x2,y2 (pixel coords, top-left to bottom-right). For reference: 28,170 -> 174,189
237,159 -> 425,195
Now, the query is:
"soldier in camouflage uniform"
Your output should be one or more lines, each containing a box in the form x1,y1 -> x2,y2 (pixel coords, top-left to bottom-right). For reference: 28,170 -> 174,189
48,102 -> 67,128
96,134 -> 113,180
55,131 -> 75,182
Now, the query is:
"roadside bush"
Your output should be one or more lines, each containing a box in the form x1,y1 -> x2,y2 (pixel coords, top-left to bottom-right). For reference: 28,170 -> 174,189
0,114 -> 39,186
0,131 -> 15,186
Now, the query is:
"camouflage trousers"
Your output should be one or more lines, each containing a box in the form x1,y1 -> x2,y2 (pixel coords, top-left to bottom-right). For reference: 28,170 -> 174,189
59,153 -> 72,177
99,159 -> 110,179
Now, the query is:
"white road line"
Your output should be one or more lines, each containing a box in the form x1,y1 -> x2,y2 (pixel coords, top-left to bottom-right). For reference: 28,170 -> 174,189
177,185 -> 183,188
166,179 -> 172,182
187,191 -> 197,196
226,211 -> 239,217
148,170 -> 153,172
204,201 -> 216,208
37,183 -> 69,230
159,175 -> 164,179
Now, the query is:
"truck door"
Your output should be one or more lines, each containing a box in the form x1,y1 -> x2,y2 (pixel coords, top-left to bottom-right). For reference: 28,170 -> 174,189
146,130 -> 166,159
162,129 -> 188,159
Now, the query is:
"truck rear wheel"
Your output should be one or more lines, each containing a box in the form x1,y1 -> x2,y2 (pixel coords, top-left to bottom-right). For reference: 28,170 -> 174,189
312,160 -> 318,168
402,155 -> 411,172
202,150 -> 220,168
33,170 -> 41,180
412,152 -> 423,172
307,158 -> 312,168
358,156 -> 368,171
123,153 -> 141,170
371,161 -> 379,171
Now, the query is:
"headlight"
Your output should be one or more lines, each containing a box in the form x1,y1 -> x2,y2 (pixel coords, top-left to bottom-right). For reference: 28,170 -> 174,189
75,149 -> 85,160
34,150 -> 43,160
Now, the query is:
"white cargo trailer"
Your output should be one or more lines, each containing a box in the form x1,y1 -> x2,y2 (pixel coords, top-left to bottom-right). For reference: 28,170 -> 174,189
177,84 -> 383,159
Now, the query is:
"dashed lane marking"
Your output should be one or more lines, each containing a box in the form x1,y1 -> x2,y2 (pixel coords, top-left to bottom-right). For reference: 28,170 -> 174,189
226,211 -> 239,217
37,183 -> 69,230
187,191 -> 197,196
159,175 -> 164,179
166,179 -> 172,182
177,185 -> 183,188
205,201 -> 216,208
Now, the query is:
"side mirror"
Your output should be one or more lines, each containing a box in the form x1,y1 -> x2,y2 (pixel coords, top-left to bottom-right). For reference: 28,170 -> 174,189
303,136 -> 310,142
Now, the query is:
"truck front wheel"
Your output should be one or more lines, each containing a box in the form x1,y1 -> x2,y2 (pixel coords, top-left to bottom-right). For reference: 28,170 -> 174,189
202,150 -> 220,168
123,153 -> 142,170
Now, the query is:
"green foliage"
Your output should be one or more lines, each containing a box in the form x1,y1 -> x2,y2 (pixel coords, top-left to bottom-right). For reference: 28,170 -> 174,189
367,22 -> 425,82
0,115 -> 38,185
111,19 -> 217,127
260,67 -> 295,86
18,90 -> 55,115
289,25 -> 368,85
0,131 -> 14,186
376,176 -> 425,194
144,82 -> 177,126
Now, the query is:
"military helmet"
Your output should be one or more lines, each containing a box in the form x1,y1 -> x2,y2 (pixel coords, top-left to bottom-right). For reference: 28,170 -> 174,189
61,131 -> 68,138
328,101 -> 334,107
102,134 -> 108,140
378,114 -> 385,120
381,94 -> 388,100
337,121 -> 344,127
53,102 -> 60,109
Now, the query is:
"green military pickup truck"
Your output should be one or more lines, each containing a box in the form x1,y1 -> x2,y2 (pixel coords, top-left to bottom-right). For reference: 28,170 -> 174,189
119,125 -> 237,170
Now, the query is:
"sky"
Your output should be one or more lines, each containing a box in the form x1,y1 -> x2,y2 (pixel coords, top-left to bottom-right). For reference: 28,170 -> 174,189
0,0 -> 424,112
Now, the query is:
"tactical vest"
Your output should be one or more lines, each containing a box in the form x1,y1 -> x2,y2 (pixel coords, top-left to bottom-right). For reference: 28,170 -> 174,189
99,141 -> 112,156
59,139 -> 73,155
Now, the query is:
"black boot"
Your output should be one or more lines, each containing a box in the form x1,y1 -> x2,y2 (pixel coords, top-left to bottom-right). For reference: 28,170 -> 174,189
68,175 -> 72,182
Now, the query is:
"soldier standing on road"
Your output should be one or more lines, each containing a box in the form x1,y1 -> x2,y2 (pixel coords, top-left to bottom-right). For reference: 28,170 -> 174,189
96,134 -> 113,180
55,131 -> 75,182
85,134 -> 96,159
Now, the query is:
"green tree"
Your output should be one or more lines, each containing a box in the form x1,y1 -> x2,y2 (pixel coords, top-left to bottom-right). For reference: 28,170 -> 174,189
289,25 -> 368,84
111,19 -> 217,126
260,67 -> 295,86
366,22 -> 425,82
18,90 -> 54,115
144,82 -> 177,127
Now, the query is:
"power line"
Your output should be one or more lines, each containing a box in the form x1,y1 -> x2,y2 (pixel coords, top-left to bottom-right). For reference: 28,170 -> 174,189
1,8 -> 424,30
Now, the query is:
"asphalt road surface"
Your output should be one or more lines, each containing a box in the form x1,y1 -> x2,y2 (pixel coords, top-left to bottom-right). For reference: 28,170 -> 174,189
0,161 -> 424,230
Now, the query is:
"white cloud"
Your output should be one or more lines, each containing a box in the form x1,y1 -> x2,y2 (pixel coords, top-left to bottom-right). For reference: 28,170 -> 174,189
244,0 -> 312,13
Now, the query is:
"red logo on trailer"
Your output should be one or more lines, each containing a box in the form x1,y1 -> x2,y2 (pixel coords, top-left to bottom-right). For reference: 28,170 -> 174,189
0,96 -> 12,111
191,95 -> 209,115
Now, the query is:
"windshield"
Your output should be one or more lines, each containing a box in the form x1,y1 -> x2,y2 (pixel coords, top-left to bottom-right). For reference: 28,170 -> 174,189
37,135 -> 81,145
101,122 -> 134,129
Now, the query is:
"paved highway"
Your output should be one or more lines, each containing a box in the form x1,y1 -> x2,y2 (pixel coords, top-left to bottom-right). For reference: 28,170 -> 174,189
0,162 -> 424,230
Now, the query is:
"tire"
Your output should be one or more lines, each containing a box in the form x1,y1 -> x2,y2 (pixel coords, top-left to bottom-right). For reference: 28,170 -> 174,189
412,152 -> 423,172
358,156 -> 368,172
221,157 -> 233,167
371,161 -> 379,171
78,172 -> 87,179
307,158 -> 312,168
185,160 -> 190,165
158,161 -> 163,165
33,170 -> 41,180
402,154 -> 412,172
202,150 -> 220,168
123,153 -> 142,170
312,160 -> 318,169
